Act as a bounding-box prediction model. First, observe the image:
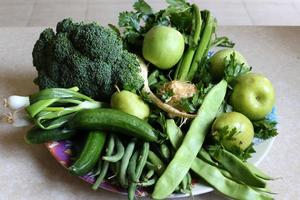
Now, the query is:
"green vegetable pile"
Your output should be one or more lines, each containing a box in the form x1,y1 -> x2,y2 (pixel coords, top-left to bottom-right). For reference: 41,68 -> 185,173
23,0 -> 279,200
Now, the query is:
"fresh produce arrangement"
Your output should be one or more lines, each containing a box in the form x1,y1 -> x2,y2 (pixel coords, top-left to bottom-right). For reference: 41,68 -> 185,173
1,0 -> 279,200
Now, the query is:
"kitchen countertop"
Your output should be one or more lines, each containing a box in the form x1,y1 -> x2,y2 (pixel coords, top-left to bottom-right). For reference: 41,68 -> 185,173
0,26 -> 299,200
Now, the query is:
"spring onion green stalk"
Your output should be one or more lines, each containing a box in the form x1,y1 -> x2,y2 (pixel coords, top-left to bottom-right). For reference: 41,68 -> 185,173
176,4 -> 202,81
187,10 -> 215,81
25,87 -> 106,130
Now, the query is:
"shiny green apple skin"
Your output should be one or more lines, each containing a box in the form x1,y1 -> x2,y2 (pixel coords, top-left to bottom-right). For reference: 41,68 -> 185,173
230,73 -> 275,120
212,112 -> 254,151
209,49 -> 249,81
111,90 -> 150,120
142,26 -> 185,70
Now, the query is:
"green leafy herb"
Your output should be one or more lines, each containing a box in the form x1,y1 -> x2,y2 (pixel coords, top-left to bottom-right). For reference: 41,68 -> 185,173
211,126 -> 255,161
176,82 -> 213,113
253,119 -> 278,139
231,143 -> 256,161
224,52 -> 251,83
161,90 -> 174,103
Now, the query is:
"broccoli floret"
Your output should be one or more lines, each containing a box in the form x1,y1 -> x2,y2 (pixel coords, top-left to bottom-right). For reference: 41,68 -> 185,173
32,18 -> 143,101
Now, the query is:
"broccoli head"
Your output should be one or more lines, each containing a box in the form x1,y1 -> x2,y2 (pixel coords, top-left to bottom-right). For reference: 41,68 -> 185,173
32,18 -> 143,101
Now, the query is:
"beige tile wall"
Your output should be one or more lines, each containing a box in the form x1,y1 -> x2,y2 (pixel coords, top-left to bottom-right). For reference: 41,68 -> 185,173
0,0 -> 300,26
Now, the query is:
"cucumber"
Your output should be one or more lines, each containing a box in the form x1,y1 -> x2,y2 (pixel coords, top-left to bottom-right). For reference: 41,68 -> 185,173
25,126 -> 76,144
69,131 -> 106,176
68,108 -> 158,142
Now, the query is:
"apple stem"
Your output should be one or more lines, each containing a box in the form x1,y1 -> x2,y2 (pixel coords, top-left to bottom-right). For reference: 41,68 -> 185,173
114,85 -> 121,93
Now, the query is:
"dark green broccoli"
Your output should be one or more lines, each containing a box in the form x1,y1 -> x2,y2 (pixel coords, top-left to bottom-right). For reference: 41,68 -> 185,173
32,18 -> 143,101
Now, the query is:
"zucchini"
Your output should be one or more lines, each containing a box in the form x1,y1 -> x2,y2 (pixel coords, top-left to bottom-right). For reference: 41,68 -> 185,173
25,126 -> 76,144
68,108 -> 158,142
69,131 -> 106,176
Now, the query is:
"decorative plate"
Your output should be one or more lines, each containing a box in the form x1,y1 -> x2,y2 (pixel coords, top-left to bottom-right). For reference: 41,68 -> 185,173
45,107 -> 277,198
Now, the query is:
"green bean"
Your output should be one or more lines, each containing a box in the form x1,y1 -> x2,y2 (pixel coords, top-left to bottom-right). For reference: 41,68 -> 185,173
92,159 -> 102,177
152,80 -> 227,199
135,143 -> 150,181
245,162 -> 276,180
143,169 -> 155,181
138,177 -> 157,187
119,139 -> 136,187
128,151 -> 139,182
102,136 -> 124,162
191,157 -> 273,200
92,135 -> 115,190
160,143 -> 171,161
209,147 -> 266,188
148,150 -> 166,175
128,142 -> 149,200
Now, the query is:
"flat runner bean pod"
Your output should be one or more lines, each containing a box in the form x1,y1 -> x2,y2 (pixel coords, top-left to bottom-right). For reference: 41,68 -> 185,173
245,162 -> 275,181
208,147 -> 266,188
102,136 -> 125,162
152,80 -> 227,199
92,134 -> 115,190
191,158 -> 273,200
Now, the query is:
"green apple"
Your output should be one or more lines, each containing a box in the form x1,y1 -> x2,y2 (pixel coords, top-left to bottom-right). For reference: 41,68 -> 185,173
142,26 -> 185,70
230,73 -> 275,120
111,90 -> 150,120
211,112 -> 254,151
209,49 -> 249,81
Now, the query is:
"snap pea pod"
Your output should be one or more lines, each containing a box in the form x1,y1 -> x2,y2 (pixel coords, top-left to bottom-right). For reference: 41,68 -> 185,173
148,150 -> 166,175
191,158 -> 273,200
119,139 -> 136,187
69,131 -> 106,176
166,119 -> 183,149
208,147 -> 266,188
159,143 -> 171,161
152,80 -> 227,199
128,143 -> 149,200
102,136 -> 125,162
92,134 -> 115,190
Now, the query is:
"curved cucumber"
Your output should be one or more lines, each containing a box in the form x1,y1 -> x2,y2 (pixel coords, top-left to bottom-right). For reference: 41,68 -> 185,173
25,126 -> 76,144
68,108 -> 158,142
69,131 -> 106,176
